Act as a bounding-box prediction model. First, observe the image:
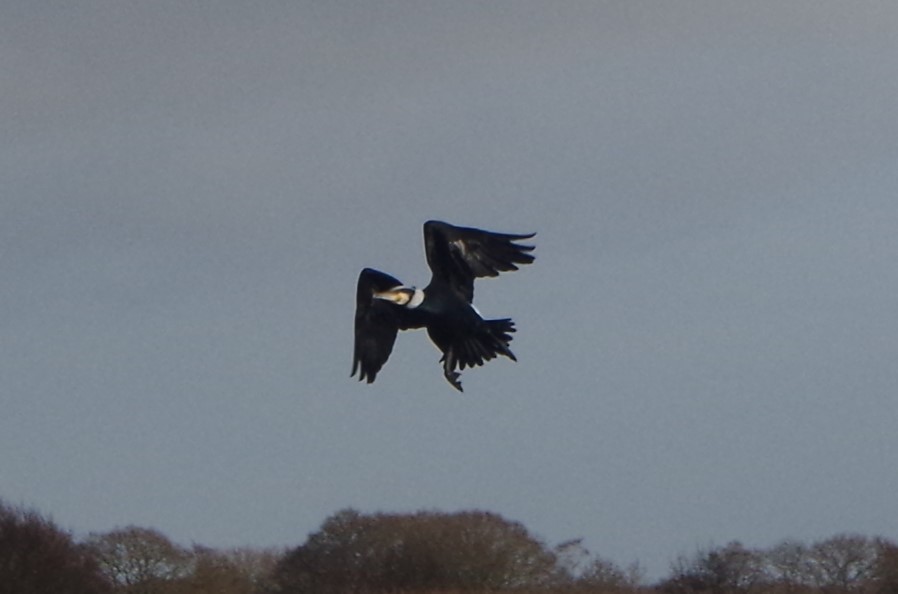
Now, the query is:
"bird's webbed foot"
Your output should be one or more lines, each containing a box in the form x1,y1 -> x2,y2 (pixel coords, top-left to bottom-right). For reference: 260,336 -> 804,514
441,350 -> 464,392
443,369 -> 463,392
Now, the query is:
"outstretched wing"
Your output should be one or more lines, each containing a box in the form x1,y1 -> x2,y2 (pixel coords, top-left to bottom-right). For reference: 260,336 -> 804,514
351,268 -> 404,384
423,220 -> 535,302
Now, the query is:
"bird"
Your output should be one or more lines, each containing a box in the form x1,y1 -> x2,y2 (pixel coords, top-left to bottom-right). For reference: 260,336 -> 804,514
351,220 -> 535,392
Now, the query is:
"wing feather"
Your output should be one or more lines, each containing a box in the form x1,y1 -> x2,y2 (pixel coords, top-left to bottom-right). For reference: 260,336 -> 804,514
351,268 -> 404,384
423,220 -> 535,302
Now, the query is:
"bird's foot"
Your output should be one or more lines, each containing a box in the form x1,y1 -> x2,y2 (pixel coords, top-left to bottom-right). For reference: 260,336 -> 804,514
443,369 -> 463,392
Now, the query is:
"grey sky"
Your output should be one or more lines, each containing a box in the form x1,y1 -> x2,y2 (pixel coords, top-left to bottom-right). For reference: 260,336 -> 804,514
3,1 -> 898,579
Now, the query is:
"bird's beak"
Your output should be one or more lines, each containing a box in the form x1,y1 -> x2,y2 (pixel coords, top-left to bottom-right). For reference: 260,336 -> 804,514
373,288 -> 413,305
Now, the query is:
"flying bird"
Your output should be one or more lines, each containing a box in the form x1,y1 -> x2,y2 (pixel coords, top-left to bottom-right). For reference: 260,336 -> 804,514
352,220 -> 536,392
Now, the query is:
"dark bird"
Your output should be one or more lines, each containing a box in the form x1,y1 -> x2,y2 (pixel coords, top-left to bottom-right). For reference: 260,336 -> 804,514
352,220 -> 535,392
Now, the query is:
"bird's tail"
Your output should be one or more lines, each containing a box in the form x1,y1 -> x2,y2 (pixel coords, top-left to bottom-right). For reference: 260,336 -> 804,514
452,318 -> 517,371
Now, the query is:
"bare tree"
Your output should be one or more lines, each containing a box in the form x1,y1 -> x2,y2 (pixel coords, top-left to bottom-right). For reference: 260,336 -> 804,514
807,534 -> 879,592
766,539 -> 814,590
84,526 -> 190,593
872,539 -> 898,594
273,508 -> 558,593
0,500 -> 111,594
663,542 -> 768,594
555,537 -> 643,591
579,557 -> 645,591
178,545 -> 281,594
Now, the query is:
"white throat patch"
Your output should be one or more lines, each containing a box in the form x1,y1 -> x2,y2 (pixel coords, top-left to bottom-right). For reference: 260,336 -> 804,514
405,288 -> 425,309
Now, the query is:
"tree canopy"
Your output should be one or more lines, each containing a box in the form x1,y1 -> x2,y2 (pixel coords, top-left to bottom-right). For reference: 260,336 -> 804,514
0,501 -> 111,594
273,508 -> 560,592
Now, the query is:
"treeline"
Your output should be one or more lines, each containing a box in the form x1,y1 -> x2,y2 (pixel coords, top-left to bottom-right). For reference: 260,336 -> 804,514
2,498 -> 896,594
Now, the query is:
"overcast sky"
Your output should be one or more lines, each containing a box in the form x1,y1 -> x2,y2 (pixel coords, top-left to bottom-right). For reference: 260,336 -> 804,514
3,1 -> 898,579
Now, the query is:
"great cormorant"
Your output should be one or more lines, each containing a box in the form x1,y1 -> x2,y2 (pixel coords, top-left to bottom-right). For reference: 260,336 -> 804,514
352,220 -> 535,392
